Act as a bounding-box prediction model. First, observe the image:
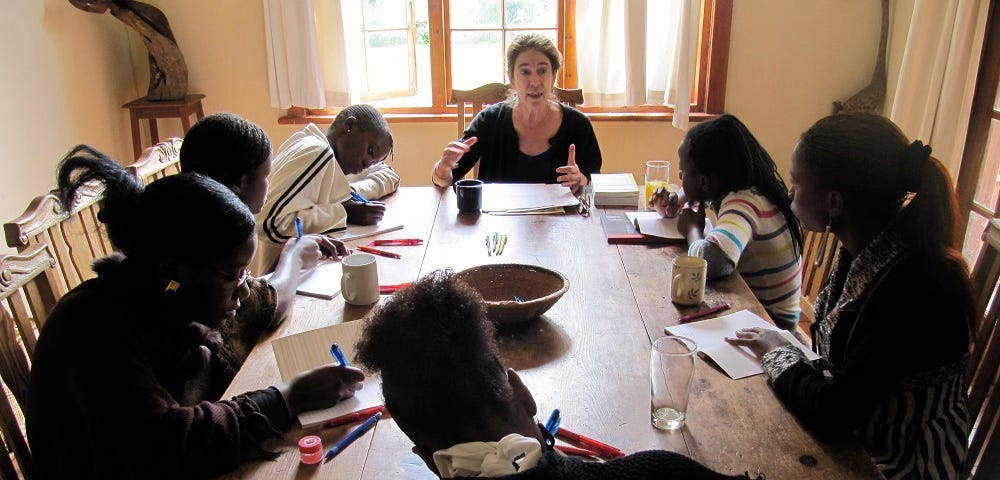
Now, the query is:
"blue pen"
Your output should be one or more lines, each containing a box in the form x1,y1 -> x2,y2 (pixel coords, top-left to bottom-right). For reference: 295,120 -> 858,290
350,190 -> 370,204
295,216 -> 303,239
330,343 -> 349,367
324,411 -> 381,461
544,409 -> 561,435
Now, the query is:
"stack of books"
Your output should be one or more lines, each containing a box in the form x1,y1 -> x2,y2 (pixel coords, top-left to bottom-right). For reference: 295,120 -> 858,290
590,173 -> 640,206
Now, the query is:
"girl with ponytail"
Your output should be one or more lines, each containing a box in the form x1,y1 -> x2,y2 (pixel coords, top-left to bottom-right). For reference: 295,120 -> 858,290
728,113 -> 972,479
28,146 -> 365,478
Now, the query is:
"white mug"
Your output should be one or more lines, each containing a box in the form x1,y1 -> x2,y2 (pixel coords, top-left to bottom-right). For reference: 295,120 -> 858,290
341,253 -> 380,305
671,255 -> 707,306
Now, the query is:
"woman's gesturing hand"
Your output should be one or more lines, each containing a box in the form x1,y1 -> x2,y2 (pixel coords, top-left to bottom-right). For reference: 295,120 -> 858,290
555,144 -> 586,193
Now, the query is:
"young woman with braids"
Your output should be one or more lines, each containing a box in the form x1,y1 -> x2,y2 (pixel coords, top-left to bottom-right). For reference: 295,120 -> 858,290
27,146 -> 364,479
651,115 -> 804,330
727,113 -> 972,479
355,269 -> 759,479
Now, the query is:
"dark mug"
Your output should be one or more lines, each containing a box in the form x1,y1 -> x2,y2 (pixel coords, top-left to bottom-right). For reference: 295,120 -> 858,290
454,179 -> 483,213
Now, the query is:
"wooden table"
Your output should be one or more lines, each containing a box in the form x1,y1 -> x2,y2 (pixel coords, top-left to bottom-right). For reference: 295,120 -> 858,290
221,186 -> 882,479
122,94 -> 205,160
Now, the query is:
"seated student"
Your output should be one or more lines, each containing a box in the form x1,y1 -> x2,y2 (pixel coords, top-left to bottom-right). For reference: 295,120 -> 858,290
727,113 -> 972,479
181,112 -> 349,376
650,115 -> 803,330
255,104 -> 394,272
355,270 -> 758,480
430,33 -> 601,193
27,146 -> 365,479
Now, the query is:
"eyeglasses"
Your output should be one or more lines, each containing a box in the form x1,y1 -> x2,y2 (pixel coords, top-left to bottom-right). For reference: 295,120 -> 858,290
215,267 -> 252,286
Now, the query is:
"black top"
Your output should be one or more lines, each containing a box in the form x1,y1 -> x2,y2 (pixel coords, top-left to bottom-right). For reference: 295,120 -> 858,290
451,102 -> 602,184
454,449 -> 756,479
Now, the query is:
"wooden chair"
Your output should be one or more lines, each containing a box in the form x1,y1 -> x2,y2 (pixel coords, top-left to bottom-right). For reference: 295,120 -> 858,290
798,229 -> 840,332
966,218 -> 1000,479
3,180 -> 110,299
126,137 -> 183,184
0,244 -> 58,480
451,83 -> 585,178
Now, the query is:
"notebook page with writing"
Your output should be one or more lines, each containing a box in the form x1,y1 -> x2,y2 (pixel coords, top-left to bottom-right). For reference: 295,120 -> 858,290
271,321 -> 381,428
665,310 -> 819,380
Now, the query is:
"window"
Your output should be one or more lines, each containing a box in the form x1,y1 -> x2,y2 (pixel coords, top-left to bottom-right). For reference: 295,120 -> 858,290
281,0 -> 731,122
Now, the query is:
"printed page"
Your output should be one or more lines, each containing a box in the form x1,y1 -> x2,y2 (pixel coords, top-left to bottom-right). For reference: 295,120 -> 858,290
271,321 -> 381,428
665,310 -> 820,380
481,184 -> 580,212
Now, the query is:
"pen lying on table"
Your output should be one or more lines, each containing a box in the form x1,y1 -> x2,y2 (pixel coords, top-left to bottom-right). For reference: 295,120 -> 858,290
326,405 -> 387,428
356,245 -> 401,259
555,427 -> 626,459
325,411 -> 382,461
379,282 -> 413,294
369,238 -> 423,246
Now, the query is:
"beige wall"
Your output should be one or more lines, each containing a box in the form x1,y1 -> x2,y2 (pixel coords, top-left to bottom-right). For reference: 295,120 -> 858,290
2,0 -> 886,252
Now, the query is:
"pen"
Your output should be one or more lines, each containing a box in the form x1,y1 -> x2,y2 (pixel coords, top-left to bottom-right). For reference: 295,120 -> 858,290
544,409 -> 561,435
295,216 -> 303,239
496,234 -> 508,255
555,427 -> 626,459
350,190 -> 370,204
330,343 -> 349,367
379,282 -> 413,294
554,445 -> 601,458
369,238 -> 423,246
485,235 -> 492,257
326,405 -> 387,428
679,303 -> 731,323
356,245 -> 402,259
324,411 -> 381,461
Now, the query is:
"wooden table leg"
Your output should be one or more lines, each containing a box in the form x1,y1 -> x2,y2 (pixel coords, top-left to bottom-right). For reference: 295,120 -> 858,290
129,110 -> 142,160
147,118 -> 160,145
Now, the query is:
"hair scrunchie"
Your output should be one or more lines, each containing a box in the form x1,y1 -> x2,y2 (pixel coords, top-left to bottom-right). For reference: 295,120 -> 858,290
900,140 -> 931,192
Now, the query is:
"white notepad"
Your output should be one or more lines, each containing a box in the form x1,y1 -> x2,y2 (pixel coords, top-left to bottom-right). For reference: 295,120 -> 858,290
624,211 -> 713,241
271,321 -> 381,428
665,310 -> 820,380
259,260 -> 343,300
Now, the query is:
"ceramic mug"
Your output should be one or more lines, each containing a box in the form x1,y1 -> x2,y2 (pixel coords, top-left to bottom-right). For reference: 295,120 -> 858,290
341,253 -> 380,305
671,255 -> 707,306
455,179 -> 483,213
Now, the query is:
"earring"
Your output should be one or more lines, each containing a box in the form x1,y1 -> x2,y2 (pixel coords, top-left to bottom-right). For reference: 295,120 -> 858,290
165,280 -> 181,295
813,219 -> 831,268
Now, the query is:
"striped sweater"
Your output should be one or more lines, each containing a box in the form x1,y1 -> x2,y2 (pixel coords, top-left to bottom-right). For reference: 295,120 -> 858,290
689,189 -> 801,328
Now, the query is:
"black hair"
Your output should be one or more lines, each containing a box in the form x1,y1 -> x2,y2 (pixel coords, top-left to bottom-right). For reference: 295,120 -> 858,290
355,269 -> 511,444
686,114 -> 803,255
179,112 -> 272,188
57,145 -> 255,266
326,104 -> 394,152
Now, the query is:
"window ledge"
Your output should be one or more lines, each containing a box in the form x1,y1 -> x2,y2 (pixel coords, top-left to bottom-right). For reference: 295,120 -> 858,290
278,111 -> 719,125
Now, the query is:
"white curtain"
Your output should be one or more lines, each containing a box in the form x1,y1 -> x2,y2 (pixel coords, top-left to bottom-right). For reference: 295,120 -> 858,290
263,0 -> 365,109
888,0 -> 989,177
576,0 -> 700,130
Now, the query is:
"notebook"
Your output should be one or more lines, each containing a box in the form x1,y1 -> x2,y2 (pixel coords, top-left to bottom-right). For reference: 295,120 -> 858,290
259,260 -> 343,300
480,184 -> 580,213
664,310 -> 820,380
271,321 -> 381,428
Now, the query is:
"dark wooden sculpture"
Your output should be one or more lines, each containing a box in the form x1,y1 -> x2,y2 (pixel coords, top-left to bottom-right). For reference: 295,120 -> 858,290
69,0 -> 188,101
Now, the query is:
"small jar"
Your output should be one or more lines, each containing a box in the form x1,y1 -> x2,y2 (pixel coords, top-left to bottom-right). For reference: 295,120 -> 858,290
298,435 -> 324,464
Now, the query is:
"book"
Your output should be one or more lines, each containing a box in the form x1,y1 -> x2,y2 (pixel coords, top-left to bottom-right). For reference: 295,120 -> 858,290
591,173 -> 639,207
600,211 -> 669,244
664,310 -> 820,380
271,321 -> 381,428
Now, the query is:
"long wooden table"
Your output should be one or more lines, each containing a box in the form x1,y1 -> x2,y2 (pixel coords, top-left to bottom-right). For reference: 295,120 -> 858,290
221,186 -> 882,479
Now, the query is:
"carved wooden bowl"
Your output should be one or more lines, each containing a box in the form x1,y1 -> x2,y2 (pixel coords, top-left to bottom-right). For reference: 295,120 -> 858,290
455,263 -> 570,325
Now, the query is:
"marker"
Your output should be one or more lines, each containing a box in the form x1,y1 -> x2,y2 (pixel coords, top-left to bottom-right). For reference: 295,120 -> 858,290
326,405 -> 386,428
555,427 -> 625,459
554,444 -> 601,458
369,238 -> 423,246
544,409 -> 561,435
379,282 -> 413,294
324,411 -> 381,461
356,245 -> 402,259
678,303 -> 731,323
295,216 -> 303,239
330,343 -> 349,367
350,190 -> 370,204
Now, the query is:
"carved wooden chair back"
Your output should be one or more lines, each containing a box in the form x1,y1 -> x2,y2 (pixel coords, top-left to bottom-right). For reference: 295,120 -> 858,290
126,137 -> 183,184
452,83 -> 584,179
966,218 -> 1000,479
798,229 -> 840,331
3,179 -> 111,299
0,244 -> 58,480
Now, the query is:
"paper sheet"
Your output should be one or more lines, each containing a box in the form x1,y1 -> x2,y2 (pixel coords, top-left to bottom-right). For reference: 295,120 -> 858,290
624,211 -> 713,241
295,260 -> 343,300
271,321 -> 381,428
665,310 -> 820,380
480,184 -> 580,213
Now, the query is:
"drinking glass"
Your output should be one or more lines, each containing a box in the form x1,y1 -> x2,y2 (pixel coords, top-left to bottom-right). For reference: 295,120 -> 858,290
650,335 -> 697,431
644,160 -> 670,210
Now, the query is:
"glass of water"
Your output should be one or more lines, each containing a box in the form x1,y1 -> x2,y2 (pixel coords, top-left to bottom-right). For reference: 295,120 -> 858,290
650,335 -> 697,431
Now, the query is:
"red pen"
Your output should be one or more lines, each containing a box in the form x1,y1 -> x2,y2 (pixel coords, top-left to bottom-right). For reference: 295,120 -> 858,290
369,238 -> 423,246
679,303 -> 731,323
325,405 -> 386,428
554,444 -> 601,458
379,282 -> 413,294
555,427 -> 626,459
356,245 -> 402,259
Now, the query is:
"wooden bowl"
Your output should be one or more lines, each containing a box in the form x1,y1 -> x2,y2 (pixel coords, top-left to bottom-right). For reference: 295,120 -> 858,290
455,263 -> 570,325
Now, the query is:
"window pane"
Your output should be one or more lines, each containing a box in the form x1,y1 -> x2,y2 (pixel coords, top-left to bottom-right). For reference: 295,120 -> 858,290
368,0 -> 430,108
973,118 -> 1000,210
451,0 -> 501,29
505,29 -> 557,56
964,211 -> 990,267
451,31 -> 505,89
365,0 -> 408,28
365,31 -> 413,94
506,0 -> 557,28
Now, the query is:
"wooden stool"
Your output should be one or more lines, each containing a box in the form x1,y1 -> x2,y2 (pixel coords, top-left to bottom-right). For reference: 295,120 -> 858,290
122,94 -> 205,160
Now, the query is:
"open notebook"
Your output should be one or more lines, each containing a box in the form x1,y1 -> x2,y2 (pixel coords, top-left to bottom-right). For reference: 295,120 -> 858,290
665,309 -> 820,380
481,184 -> 580,214
271,321 -> 381,428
